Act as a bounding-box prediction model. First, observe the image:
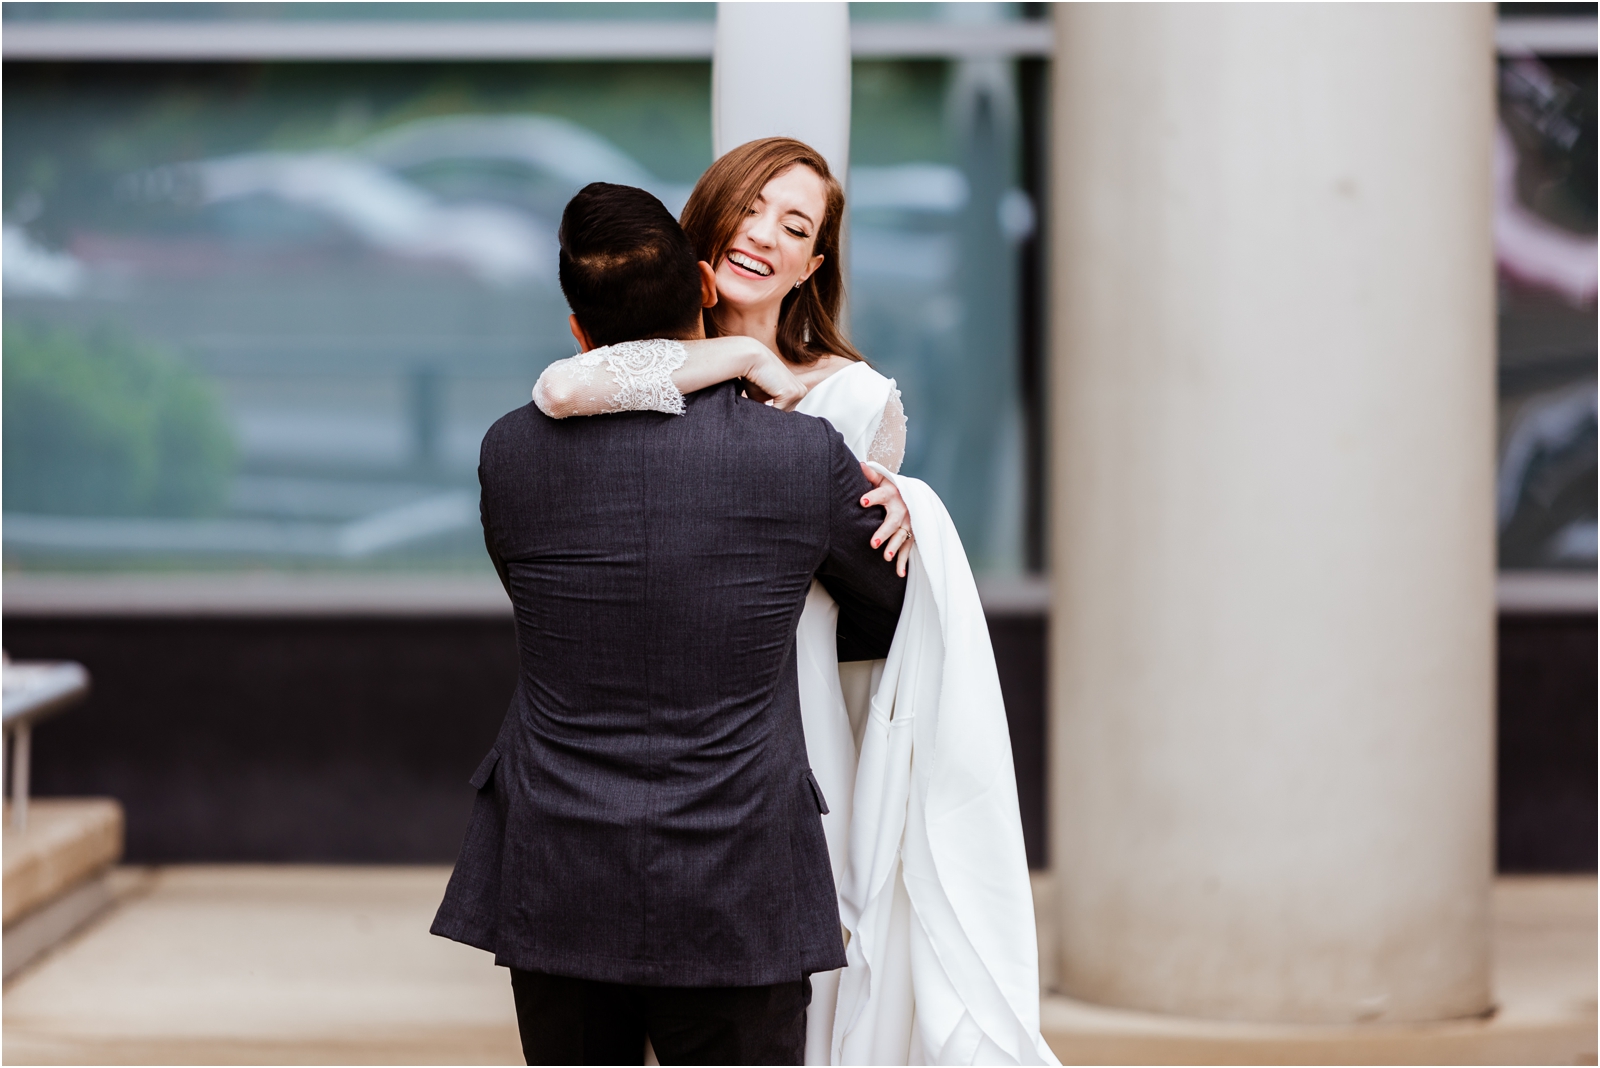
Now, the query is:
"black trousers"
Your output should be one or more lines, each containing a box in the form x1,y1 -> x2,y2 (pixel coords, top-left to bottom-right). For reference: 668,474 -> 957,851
509,968 -> 810,1066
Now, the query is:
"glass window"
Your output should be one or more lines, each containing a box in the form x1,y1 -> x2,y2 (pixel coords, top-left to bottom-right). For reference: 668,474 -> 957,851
851,53 -> 1033,576
1,2 -> 718,23
1495,51 -> 1597,572
3,15 -> 1044,580
3,60 -> 715,574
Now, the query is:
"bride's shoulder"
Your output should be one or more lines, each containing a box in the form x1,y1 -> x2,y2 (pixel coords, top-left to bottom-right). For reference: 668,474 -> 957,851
794,353 -> 853,387
803,355 -> 891,393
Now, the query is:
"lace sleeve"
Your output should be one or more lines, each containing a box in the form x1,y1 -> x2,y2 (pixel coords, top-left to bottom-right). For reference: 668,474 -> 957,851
532,338 -> 689,418
866,388 -> 907,473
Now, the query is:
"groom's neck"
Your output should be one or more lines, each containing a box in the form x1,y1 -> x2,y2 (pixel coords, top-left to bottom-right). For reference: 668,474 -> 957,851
578,319 -> 706,352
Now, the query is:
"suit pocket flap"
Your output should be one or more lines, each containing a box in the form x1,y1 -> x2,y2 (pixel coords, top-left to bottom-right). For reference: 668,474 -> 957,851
805,768 -> 830,815
468,747 -> 500,791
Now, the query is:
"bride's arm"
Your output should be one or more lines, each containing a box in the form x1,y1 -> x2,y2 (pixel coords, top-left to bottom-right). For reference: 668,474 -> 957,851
533,336 -> 806,419
866,389 -> 906,473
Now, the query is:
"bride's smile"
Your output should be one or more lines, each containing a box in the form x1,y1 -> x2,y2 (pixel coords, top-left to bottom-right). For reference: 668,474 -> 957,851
727,249 -> 773,277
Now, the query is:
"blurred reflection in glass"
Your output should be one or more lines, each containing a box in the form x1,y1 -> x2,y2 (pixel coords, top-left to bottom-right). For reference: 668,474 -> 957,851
2,63 -> 712,571
1495,53 -> 1597,571
4,47 -> 1037,577
851,44 -> 1031,574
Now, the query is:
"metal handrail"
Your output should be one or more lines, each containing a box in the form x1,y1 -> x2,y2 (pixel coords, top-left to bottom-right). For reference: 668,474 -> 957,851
2,659 -> 91,832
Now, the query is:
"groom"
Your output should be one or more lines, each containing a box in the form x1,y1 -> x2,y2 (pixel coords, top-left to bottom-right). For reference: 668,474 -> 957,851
432,183 -> 906,1065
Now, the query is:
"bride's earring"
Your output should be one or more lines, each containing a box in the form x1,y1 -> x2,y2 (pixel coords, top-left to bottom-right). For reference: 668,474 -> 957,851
794,278 -> 804,289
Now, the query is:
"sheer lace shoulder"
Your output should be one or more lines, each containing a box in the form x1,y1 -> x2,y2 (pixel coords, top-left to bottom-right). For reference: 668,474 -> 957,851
866,388 -> 907,473
532,338 -> 689,418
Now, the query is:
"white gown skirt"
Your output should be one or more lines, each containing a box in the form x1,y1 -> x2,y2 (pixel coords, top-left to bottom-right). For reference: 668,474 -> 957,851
789,483 -> 1058,1065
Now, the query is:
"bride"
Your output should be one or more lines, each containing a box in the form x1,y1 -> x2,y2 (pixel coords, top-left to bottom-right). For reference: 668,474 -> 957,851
533,137 -> 1057,1067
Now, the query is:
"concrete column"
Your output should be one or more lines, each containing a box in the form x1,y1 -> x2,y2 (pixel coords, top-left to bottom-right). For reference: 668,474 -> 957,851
1048,4 -> 1496,1025
713,2 -> 851,176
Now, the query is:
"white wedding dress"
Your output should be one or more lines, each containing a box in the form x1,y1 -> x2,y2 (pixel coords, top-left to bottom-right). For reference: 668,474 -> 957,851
534,343 -> 1058,1066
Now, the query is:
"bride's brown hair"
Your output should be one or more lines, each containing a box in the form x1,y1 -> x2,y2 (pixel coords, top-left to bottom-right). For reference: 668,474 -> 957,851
680,137 -> 863,366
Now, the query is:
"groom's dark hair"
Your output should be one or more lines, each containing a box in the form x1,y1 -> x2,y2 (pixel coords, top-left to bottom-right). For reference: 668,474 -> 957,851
558,183 -> 704,347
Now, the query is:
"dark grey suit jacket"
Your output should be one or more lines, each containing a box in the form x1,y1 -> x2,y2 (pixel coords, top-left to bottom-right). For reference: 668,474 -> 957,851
431,381 -> 906,987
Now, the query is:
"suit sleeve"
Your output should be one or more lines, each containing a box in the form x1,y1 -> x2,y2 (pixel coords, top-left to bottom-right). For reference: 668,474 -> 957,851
815,426 -> 907,662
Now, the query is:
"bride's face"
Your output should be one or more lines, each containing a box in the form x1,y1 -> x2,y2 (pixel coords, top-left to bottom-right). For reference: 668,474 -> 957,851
716,164 -> 828,313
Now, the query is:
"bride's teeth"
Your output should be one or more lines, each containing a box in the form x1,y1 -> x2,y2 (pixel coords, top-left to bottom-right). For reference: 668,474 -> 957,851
731,252 -> 771,276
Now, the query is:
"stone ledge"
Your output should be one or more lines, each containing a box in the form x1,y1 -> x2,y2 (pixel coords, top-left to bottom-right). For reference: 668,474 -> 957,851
3,798 -> 125,926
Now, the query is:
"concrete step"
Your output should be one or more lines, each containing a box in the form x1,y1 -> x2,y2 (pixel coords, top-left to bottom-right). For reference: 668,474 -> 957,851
4,798 -> 125,925
3,798 -> 125,981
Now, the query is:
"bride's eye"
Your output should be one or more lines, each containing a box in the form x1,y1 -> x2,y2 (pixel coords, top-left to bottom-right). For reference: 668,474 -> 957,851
785,226 -> 808,239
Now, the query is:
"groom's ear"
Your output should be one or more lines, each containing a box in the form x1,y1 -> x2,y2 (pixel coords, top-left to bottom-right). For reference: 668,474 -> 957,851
698,261 -> 718,309
568,314 -> 597,353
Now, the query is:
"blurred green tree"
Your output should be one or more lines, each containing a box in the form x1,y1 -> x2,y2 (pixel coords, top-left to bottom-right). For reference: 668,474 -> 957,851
3,324 -> 235,517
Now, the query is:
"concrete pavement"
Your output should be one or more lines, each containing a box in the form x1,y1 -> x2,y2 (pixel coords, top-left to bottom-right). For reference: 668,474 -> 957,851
3,866 -> 520,1065
3,867 -> 1593,1065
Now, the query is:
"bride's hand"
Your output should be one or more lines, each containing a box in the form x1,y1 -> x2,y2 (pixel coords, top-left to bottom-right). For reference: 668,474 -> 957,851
734,343 -> 808,411
860,462 -> 914,578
